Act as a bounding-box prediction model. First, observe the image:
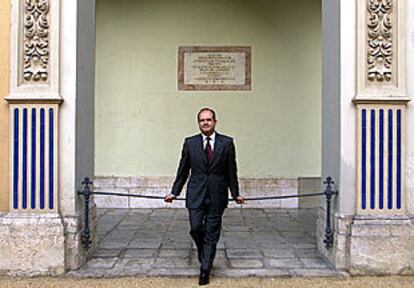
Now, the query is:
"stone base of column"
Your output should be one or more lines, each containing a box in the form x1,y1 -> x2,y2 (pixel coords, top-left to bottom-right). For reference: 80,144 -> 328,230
317,208 -> 414,275
0,213 -> 65,276
349,215 -> 414,275
64,203 -> 98,271
316,208 -> 352,271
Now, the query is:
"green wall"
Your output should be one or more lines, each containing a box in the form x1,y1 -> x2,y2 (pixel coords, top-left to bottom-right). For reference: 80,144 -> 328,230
95,0 -> 321,177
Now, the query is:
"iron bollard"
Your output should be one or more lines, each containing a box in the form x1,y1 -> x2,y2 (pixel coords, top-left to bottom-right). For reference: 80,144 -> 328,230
78,177 -> 93,250
323,176 -> 338,250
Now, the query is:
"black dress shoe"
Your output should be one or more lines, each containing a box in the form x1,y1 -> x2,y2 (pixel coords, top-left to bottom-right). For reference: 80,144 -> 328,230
198,269 -> 209,285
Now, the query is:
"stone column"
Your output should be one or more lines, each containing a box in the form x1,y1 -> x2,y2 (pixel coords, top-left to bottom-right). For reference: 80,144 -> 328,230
0,0 -> 96,275
320,0 -> 414,275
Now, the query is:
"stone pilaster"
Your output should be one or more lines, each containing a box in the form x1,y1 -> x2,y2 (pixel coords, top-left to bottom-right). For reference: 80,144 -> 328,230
320,0 -> 413,275
347,0 -> 414,275
0,0 -> 65,276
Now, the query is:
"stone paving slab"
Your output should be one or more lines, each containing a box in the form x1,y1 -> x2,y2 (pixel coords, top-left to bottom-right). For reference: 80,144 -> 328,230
128,239 -> 162,249
263,248 -> 297,258
289,268 -> 340,277
123,248 -> 157,258
158,249 -> 191,258
229,259 -> 264,269
227,248 -> 262,259
84,258 -> 118,270
71,208 -> 345,278
93,248 -> 123,258
153,257 -> 190,268
296,248 -> 324,258
301,257 -> 330,269
265,258 -> 303,269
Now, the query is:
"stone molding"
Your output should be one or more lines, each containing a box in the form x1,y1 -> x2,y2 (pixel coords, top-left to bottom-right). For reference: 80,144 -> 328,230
6,0 -> 61,101
23,0 -> 50,83
356,0 -> 406,100
366,0 -> 393,82
93,176 -> 300,209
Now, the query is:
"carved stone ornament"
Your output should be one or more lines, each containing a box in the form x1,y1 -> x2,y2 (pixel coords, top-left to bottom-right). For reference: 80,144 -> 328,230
23,0 -> 50,82
367,0 -> 393,82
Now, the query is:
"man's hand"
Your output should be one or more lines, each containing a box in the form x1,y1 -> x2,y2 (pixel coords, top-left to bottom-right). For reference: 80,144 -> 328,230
235,196 -> 245,204
164,194 -> 176,203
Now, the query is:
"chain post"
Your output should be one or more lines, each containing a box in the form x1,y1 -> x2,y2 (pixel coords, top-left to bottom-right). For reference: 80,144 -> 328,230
78,177 -> 93,250
323,176 -> 338,250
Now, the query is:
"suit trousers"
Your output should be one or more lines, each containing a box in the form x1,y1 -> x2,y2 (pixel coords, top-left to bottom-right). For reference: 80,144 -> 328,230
188,197 -> 225,271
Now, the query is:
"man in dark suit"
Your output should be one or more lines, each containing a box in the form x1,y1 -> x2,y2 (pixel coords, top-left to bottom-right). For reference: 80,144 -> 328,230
165,108 -> 244,285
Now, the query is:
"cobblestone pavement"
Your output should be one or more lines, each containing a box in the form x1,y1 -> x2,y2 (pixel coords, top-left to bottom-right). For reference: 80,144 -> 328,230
71,208 -> 344,278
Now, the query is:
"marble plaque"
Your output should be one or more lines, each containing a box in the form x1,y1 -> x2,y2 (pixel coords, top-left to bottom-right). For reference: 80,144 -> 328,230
178,46 -> 251,90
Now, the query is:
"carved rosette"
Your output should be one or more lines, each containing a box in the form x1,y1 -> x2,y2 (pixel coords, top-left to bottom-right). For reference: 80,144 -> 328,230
23,0 -> 50,83
367,0 -> 393,82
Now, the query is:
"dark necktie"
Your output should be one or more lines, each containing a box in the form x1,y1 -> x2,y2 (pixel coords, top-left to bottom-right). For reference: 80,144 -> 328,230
205,137 -> 213,162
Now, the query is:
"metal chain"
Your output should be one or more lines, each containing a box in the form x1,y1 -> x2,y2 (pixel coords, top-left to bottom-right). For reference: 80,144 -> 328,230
90,190 -> 326,201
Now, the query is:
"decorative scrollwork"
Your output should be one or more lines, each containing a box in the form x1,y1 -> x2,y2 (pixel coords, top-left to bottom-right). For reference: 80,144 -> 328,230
23,0 -> 50,82
367,0 -> 393,82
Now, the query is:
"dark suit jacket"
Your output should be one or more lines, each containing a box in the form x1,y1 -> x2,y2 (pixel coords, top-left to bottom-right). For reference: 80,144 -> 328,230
171,133 -> 240,209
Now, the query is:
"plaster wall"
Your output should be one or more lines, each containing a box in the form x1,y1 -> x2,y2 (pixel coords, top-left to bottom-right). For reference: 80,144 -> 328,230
95,0 -> 322,178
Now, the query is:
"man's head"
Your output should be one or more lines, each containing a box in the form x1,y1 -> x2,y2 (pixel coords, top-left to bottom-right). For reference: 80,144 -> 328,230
197,108 -> 217,136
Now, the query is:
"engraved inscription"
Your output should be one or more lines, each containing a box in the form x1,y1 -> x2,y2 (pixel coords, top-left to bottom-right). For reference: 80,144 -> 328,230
367,0 -> 393,82
178,46 -> 251,91
23,0 -> 50,83
185,53 -> 245,85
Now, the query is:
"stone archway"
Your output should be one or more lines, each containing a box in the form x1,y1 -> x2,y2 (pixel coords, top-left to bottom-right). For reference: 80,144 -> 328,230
1,0 -> 414,276
80,0 -> 328,276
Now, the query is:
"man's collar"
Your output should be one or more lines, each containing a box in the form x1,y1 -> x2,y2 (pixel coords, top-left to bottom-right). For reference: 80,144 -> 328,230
202,132 -> 216,140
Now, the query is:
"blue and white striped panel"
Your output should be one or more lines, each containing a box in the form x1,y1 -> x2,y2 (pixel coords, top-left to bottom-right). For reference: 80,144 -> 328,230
10,105 -> 58,212
358,106 -> 404,214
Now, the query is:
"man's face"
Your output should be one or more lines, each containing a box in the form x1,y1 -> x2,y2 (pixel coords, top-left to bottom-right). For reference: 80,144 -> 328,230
198,110 -> 217,136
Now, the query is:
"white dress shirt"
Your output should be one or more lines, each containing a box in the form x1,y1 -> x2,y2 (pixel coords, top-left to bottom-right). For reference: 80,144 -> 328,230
202,132 -> 216,151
